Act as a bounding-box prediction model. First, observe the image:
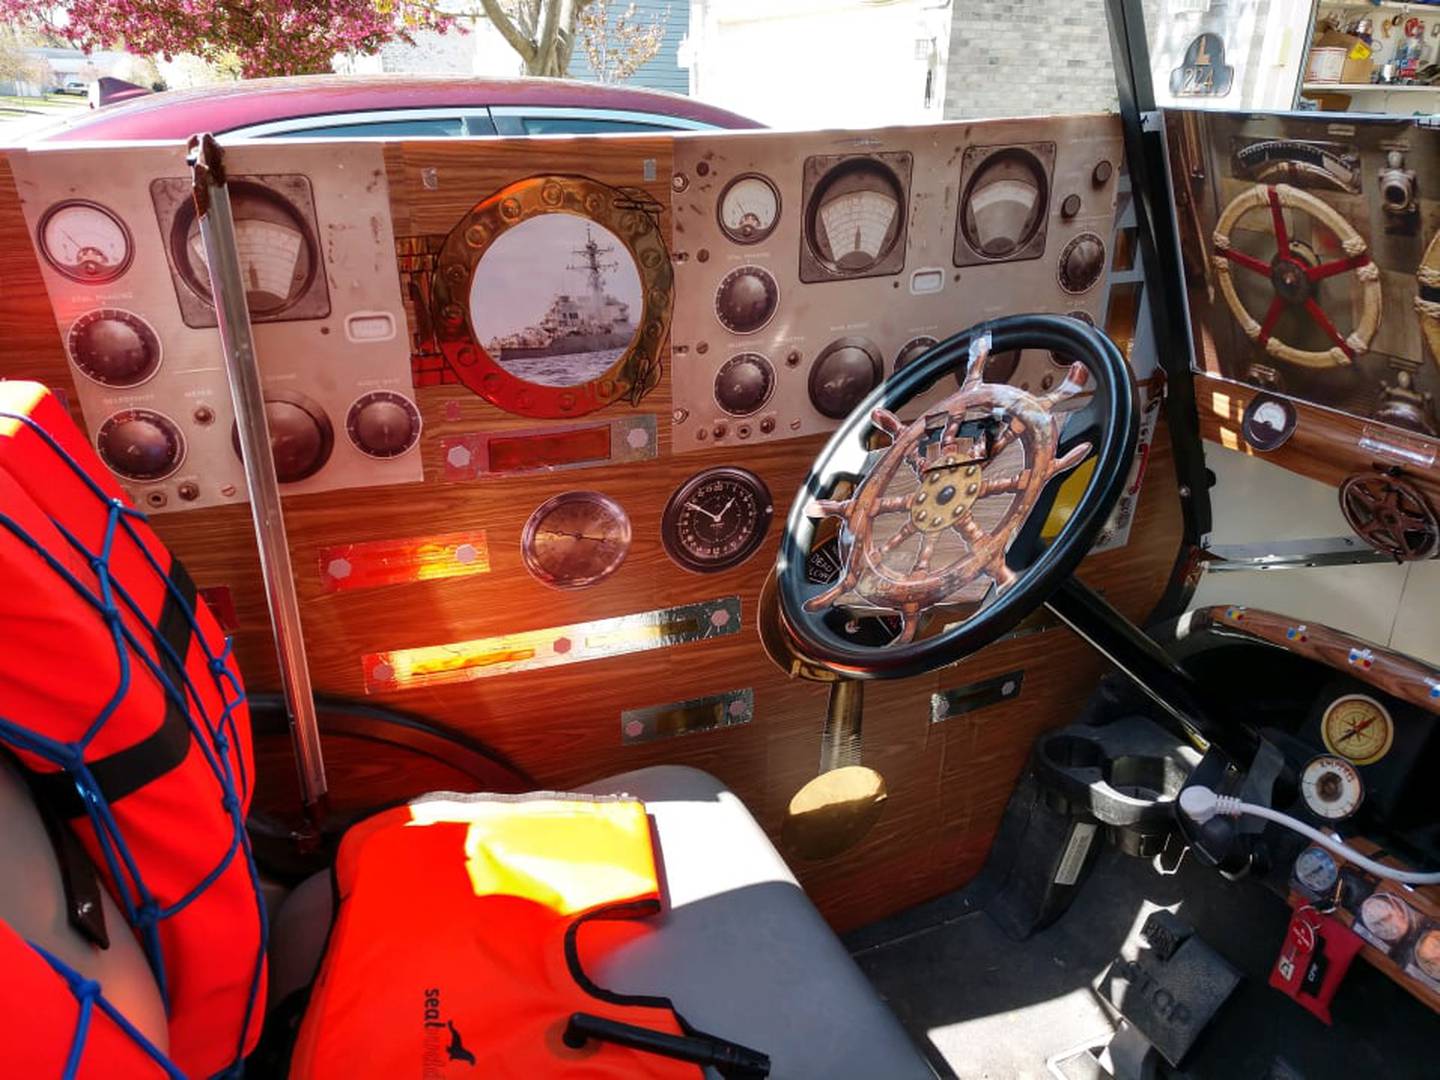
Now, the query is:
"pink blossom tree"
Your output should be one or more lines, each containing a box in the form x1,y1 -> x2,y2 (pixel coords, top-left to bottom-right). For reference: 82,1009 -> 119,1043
0,0 -> 459,78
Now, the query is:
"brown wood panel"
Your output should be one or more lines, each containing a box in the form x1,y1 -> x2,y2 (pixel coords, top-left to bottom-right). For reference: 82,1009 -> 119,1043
0,139 -> 1188,933
1195,371 -> 1440,504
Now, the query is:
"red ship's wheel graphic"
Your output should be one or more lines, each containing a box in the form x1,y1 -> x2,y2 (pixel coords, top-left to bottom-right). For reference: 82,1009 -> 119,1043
1212,183 -> 1381,368
1339,473 -> 1439,562
804,353 -> 1092,644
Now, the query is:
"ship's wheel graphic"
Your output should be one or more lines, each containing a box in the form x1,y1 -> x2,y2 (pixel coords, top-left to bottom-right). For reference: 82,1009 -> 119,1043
1212,183 -> 1382,368
803,348 -> 1092,644
1339,473 -> 1439,562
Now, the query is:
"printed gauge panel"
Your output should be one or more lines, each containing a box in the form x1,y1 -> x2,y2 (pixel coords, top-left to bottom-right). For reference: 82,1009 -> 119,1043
954,142 -> 1055,267
150,173 -> 331,327
800,151 -> 912,283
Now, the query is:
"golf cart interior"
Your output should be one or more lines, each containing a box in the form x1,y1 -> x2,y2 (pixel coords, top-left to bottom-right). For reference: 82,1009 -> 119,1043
2,5 -> 1439,1078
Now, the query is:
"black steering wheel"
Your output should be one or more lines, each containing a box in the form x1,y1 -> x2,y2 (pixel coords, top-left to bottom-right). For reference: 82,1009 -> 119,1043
776,314 -> 1138,679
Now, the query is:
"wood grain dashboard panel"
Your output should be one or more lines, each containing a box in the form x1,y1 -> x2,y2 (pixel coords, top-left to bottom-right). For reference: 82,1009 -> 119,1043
0,122 -> 1183,932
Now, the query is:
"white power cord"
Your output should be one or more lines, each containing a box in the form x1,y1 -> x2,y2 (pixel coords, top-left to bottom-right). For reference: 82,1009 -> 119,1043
1178,786 -> 1440,886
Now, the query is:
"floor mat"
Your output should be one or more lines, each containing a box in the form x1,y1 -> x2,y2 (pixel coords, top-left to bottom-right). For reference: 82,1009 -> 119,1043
848,845 -> 1440,1079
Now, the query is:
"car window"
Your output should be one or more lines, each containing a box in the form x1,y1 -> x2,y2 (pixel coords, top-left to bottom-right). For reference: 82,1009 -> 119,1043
516,117 -> 677,136
246,112 -> 497,139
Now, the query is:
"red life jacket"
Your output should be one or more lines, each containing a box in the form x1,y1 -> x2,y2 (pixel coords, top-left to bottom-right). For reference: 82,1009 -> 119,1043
291,794 -> 702,1079
0,382 -> 266,1078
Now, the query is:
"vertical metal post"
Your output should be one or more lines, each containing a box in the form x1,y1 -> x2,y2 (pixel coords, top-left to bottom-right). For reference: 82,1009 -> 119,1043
1104,0 -> 1216,618
819,679 -> 864,773
189,134 -> 328,815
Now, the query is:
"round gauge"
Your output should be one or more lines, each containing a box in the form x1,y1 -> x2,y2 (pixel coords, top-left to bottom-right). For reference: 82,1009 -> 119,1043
346,390 -> 421,458
231,391 -> 333,483
173,180 -> 317,314
1359,892 -> 1413,944
39,200 -> 133,285
1415,928 -> 1440,981
662,467 -> 773,574
1299,754 -> 1365,820
97,409 -> 185,482
894,336 -> 939,373
805,158 -> 906,275
715,353 -> 775,416
717,173 -> 780,245
807,534 -> 901,646
714,265 -> 779,335
960,149 -> 1049,260
66,309 -> 161,388
521,491 -> 631,590
1058,232 -> 1107,294
809,337 -> 883,419
1293,846 -> 1339,896
1241,393 -> 1297,452
1321,694 -> 1394,766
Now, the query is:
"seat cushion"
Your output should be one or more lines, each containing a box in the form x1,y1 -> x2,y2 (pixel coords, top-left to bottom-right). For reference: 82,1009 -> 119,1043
269,765 -> 932,1078
579,765 -> 932,1079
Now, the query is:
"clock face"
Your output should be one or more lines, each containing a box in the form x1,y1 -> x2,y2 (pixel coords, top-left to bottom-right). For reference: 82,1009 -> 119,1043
521,491 -> 631,589
661,467 -> 773,573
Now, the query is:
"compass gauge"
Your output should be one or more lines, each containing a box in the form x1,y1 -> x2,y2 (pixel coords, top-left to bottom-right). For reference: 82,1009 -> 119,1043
521,491 -> 631,590
662,467 -> 773,573
39,200 -> 133,285
1321,694 -> 1394,765
1299,754 -> 1364,820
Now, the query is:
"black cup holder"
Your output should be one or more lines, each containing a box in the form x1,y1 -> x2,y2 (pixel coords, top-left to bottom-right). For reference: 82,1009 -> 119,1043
1041,734 -> 1106,771
1106,754 -> 1187,804
1034,722 -> 1195,832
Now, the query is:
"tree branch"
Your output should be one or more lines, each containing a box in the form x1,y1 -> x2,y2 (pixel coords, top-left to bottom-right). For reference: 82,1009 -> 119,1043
477,0 -> 537,63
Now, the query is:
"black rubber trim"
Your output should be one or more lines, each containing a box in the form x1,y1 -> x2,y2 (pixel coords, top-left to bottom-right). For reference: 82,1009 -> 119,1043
31,557 -> 196,819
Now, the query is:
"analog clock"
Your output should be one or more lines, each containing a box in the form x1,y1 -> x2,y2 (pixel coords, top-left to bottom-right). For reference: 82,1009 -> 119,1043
662,467 -> 773,573
521,491 -> 631,589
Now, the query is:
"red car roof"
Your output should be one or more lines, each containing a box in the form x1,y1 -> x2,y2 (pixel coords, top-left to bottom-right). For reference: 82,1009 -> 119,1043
36,75 -> 759,142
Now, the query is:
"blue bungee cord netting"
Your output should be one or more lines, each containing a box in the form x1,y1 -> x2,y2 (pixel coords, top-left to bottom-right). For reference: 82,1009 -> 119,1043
0,406 -> 268,1079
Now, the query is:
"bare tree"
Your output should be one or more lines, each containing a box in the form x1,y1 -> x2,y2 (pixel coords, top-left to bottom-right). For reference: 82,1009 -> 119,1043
477,0 -> 594,77
578,0 -> 667,84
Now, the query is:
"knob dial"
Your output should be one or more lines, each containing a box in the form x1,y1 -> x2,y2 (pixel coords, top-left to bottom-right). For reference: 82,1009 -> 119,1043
809,337 -> 883,420
1058,232 -> 1106,294
894,336 -> 939,373
714,265 -> 779,334
67,309 -> 161,387
231,390 -> 333,483
97,409 -> 184,481
714,353 -> 775,416
346,390 -> 422,457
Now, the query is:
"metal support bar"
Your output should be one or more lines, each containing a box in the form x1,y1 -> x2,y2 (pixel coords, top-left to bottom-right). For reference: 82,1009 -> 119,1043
189,134 -> 328,814
1044,577 -> 1260,765
1201,536 -> 1396,571
1104,0 -> 1216,618
819,679 -> 864,773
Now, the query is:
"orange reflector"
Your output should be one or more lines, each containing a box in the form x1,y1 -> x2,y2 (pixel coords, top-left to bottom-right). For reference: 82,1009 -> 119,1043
320,531 -> 490,592
363,597 -> 741,692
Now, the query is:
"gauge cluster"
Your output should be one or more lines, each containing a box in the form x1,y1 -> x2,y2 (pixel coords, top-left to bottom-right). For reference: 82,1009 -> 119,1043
670,115 -> 1124,451
11,142 -> 421,512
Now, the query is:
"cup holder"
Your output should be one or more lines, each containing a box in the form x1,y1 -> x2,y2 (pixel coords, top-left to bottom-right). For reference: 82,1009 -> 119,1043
1106,754 -> 1187,804
1041,734 -> 1105,771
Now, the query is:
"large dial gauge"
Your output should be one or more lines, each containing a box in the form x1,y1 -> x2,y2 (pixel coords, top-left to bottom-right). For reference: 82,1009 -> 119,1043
171,180 -> 319,315
521,491 -> 631,590
39,200 -> 133,285
662,467 -> 773,573
718,173 -> 780,245
956,147 -> 1050,264
1321,694 -> 1394,765
802,154 -> 910,280
1299,754 -> 1364,820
